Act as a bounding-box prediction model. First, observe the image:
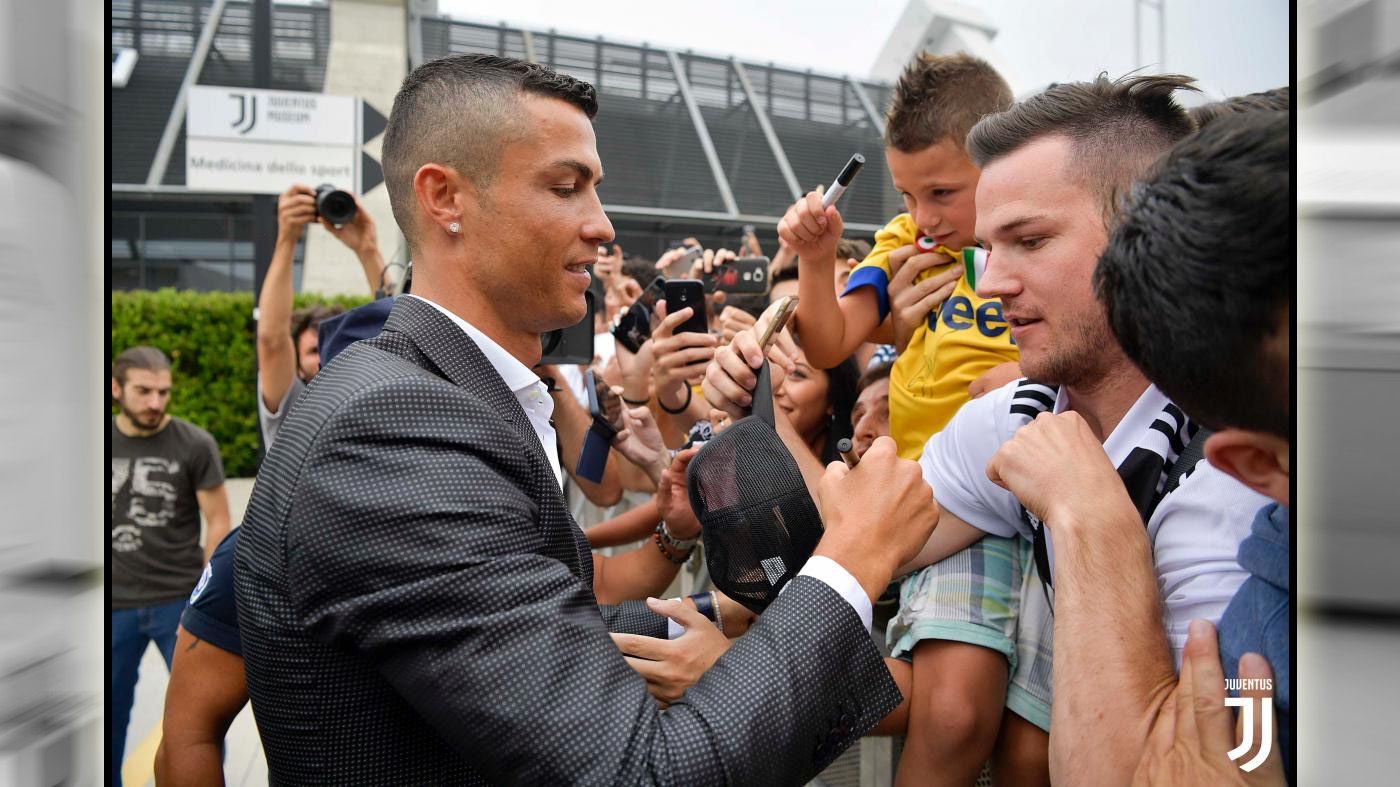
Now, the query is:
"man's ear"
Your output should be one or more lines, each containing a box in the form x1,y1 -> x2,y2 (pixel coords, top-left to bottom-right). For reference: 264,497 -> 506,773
111,377 -> 122,401
1204,428 -> 1289,506
412,163 -> 466,237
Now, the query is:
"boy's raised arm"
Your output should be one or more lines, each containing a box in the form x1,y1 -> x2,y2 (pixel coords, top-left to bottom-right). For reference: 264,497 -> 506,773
779,189 -> 881,368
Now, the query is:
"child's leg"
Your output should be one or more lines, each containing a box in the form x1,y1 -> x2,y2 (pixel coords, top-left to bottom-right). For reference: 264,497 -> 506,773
896,640 -> 1008,787
993,539 -> 1054,786
989,711 -> 1050,786
881,536 -> 1022,787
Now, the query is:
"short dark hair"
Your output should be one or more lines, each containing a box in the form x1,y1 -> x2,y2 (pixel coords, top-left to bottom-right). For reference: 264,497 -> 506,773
290,305 -> 344,344
1095,111 -> 1290,439
857,360 -> 893,394
836,238 -> 872,263
620,253 -> 656,286
885,52 -> 1014,153
113,345 -> 170,384
772,264 -> 800,287
721,293 -> 769,320
967,74 -> 1198,224
1189,86 -> 1290,130
381,54 -> 599,250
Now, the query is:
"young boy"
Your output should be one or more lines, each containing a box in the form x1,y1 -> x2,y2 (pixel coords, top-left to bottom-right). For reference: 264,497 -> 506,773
778,53 -> 1044,785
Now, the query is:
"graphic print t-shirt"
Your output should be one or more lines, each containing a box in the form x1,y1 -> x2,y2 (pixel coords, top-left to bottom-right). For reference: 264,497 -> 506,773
111,416 -> 224,608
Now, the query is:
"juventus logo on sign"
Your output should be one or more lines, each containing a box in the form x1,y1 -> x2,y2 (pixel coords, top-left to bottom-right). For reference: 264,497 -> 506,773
230,93 -> 258,135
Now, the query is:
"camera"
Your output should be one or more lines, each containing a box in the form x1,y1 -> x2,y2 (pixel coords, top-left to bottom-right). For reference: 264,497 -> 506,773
314,184 -> 357,226
540,288 -> 596,365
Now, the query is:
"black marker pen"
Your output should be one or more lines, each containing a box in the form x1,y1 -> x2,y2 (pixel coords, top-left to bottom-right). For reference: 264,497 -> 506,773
821,153 -> 866,209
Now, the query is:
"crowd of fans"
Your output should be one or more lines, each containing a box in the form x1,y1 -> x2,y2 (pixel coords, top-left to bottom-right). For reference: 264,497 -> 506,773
112,49 -> 1292,786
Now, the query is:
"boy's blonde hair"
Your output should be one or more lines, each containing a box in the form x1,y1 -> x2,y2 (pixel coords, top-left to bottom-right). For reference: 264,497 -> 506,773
884,52 -> 1014,153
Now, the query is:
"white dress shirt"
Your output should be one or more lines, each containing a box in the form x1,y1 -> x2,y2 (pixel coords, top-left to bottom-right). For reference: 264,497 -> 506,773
411,295 -> 873,636
410,295 -> 563,490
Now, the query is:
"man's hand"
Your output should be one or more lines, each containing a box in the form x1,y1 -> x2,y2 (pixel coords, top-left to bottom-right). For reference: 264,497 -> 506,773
700,299 -> 798,421
612,597 -> 732,707
604,277 -> 642,324
985,411 -> 1138,530
1132,621 -> 1285,786
716,305 -> 758,344
613,399 -> 671,486
653,447 -> 702,539
612,333 -> 655,402
714,590 -> 757,638
887,244 -> 961,353
777,189 -> 844,267
320,194 -> 380,260
276,184 -> 317,243
968,361 -> 1022,399
596,244 -> 623,291
685,247 -> 736,279
812,436 -> 939,601
650,300 -> 719,401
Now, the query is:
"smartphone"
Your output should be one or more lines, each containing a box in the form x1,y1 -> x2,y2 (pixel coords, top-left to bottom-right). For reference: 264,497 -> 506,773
757,295 -> 799,354
612,276 -> 666,353
661,245 -> 704,278
663,279 -> 708,334
585,368 -> 623,438
705,256 -> 770,295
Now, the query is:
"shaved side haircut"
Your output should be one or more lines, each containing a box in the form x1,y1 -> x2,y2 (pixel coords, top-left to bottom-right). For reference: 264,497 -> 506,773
380,54 -> 599,250
966,74 -> 1198,225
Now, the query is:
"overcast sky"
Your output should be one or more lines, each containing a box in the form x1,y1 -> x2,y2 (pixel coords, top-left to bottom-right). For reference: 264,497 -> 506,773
434,0 -> 1289,99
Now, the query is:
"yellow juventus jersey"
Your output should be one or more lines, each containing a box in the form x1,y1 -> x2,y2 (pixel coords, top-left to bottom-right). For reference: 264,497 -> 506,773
842,213 -> 1020,459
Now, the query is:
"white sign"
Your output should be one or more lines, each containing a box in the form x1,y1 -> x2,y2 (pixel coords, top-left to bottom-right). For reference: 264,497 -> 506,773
185,86 -> 359,194
186,139 -> 356,193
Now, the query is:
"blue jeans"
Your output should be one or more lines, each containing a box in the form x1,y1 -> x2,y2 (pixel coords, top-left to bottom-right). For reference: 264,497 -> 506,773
111,599 -> 185,785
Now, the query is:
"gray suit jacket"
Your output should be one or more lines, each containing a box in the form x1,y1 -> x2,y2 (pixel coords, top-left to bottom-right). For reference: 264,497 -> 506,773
235,296 -> 899,785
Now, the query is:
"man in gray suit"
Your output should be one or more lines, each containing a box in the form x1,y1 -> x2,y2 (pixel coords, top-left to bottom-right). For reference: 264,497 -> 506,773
235,53 -> 939,784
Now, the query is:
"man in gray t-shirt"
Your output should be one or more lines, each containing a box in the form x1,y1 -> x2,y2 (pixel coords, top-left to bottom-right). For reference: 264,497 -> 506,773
110,346 -> 229,786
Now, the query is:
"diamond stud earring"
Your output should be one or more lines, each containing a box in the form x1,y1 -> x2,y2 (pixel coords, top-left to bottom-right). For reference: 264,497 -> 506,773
448,222 -> 460,234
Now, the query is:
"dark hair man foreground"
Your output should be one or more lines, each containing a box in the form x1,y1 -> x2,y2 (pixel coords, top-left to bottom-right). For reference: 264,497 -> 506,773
234,53 -> 938,784
1097,109 -> 1292,784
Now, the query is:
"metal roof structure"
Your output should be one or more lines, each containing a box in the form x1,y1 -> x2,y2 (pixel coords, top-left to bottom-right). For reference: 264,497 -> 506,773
112,2 -> 897,233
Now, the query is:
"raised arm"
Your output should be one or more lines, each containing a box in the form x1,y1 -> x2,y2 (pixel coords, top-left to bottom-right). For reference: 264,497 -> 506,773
318,193 -> 388,295
778,190 -> 882,368
257,184 -> 316,411
985,410 -> 1178,785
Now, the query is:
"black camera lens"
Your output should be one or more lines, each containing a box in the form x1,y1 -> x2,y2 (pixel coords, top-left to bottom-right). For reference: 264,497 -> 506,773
314,184 -> 357,226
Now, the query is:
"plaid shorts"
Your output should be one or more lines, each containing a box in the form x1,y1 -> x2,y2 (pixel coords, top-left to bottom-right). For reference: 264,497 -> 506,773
885,534 -> 1053,731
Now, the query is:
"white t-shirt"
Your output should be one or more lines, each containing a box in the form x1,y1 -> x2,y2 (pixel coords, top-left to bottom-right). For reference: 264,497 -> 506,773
258,372 -> 306,451
920,380 -> 1268,658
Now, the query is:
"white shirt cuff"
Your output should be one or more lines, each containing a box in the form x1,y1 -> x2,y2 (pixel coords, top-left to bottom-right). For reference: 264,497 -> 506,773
666,556 -> 874,639
795,555 -> 873,633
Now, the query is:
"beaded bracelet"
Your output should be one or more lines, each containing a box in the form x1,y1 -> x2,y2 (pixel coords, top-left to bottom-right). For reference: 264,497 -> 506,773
652,532 -> 690,564
657,520 -> 698,551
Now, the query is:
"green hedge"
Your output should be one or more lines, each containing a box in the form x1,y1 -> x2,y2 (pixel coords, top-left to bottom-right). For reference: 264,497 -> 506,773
111,288 -> 372,477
